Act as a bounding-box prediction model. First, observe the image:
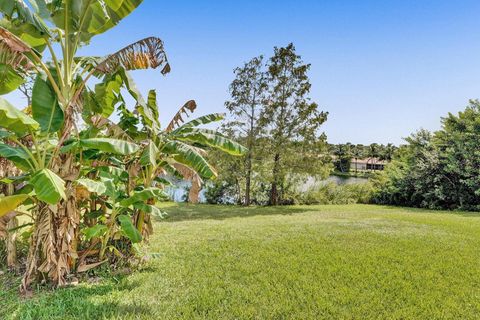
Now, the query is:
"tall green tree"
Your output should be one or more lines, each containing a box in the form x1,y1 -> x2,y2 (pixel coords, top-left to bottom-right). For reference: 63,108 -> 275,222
260,43 -> 328,205
333,143 -> 352,173
373,100 -> 480,210
225,56 -> 267,205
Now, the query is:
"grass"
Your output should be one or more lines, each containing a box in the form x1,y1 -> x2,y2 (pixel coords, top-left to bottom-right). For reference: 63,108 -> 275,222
3,203 -> 480,319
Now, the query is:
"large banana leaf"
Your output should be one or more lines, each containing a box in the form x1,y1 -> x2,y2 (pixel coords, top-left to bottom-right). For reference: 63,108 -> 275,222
172,113 -> 225,134
32,71 -> 64,133
0,17 -> 48,51
77,178 -> 107,195
0,194 -> 29,217
147,90 -> 159,120
83,224 -> 108,241
139,141 -> 159,167
0,0 -> 50,36
0,142 -> 31,170
118,214 -> 142,243
136,89 -> 160,134
0,97 -> 39,136
93,73 -> 122,118
119,188 -> 167,207
175,128 -> 247,156
161,141 -> 216,179
30,169 -> 66,204
133,203 -> 166,218
49,0 -> 143,43
79,138 -> 139,155
0,64 -> 24,94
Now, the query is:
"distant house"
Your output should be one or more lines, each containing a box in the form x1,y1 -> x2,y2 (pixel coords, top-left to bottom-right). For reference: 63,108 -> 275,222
350,158 -> 386,171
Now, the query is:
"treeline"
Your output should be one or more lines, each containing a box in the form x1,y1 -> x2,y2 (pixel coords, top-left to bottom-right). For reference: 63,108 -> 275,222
206,43 -> 330,206
372,100 -> 480,211
330,143 -> 397,172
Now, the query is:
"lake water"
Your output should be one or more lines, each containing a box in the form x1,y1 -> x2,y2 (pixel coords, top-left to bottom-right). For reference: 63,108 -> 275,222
166,175 -> 369,203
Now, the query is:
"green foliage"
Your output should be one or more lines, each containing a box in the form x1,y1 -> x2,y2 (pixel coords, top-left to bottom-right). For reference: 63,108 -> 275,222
0,97 -> 39,135
0,194 -> 29,217
176,128 -> 247,156
161,141 -> 217,179
0,142 -> 31,170
79,138 -> 140,155
32,71 -> 64,133
120,188 -> 167,207
30,169 -> 66,204
372,100 -> 480,210
330,143 -> 397,173
204,180 -> 238,204
118,214 -> 142,244
0,64 -> 24,94
296,182 -> 374,205
48,0 -> 143,43
76,178 -> 107,195
0,0 -> 244,289
214,45 -> 330,206
82,224 -> 108,241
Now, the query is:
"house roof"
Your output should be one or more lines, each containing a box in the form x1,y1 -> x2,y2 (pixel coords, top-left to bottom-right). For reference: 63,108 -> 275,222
350,158 -> 387,165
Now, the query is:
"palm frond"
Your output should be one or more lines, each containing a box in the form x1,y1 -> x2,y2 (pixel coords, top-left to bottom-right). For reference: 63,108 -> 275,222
166,100 -> 197,132
95,37 -> 170,75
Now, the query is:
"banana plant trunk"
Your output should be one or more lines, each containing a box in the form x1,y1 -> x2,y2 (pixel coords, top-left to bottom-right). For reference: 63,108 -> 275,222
134,198 -> 154,239
22,154 -> 79,290
6,218 -> 18,269
1,159 -> 20,269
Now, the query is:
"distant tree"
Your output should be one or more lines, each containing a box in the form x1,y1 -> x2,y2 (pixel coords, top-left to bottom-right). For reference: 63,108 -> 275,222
17,73 -> 35,107
373,99 -> 480,210
333,143 -> 352,172
366,143 -> 380,169
225,56 -> 268,205
260,43 -> 328,205
380,143 -> 397,161
351,144 -> 365,173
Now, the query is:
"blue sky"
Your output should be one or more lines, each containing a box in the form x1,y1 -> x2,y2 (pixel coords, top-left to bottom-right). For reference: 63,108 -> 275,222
9,0 -> 480,144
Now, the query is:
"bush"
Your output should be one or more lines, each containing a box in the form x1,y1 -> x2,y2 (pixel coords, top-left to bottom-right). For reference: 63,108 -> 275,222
371,101 -> 480,211
204,181 -> 238,204
295,182 -> 374,205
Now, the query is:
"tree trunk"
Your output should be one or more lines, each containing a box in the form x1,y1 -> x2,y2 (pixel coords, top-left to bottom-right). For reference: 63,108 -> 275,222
6,173 -> 16,269
1,160 -> 20,270
6,217 -> 18,270
244,153 -> 252,206
269,153 -> 281,206
22,154 -> 79,291
134,198 -> 154,240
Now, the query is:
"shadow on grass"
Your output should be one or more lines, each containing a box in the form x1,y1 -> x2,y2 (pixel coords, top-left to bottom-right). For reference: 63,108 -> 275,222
158,203 -> 323,223
11,277 -> 153,319
158,203 -> 480,223
380,204 -> 480,218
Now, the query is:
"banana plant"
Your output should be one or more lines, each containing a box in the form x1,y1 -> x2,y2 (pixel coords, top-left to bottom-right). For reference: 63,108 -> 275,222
0,0 -> 171,289
114,82 -> 247,236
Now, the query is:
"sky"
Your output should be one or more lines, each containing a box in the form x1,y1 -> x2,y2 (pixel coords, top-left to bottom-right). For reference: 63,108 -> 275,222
8,0 -> 480,145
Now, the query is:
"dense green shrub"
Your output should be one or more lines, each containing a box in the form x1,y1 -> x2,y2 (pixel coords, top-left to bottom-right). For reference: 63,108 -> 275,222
295,182 -> 374,205
372,100 -> 480,211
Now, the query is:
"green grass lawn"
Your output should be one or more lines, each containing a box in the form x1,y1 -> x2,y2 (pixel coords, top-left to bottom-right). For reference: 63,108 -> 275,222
3,204 -> 480,319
